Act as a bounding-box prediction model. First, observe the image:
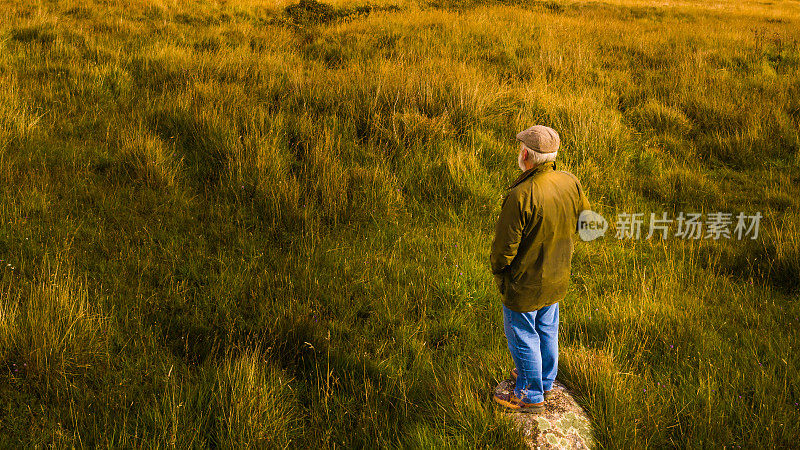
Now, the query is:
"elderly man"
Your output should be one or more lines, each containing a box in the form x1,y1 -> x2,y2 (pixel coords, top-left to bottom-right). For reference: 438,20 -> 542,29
490,125 -> 590,413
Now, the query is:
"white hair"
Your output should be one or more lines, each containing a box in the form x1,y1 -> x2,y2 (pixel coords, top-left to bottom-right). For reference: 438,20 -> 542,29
522,143 -> 557,165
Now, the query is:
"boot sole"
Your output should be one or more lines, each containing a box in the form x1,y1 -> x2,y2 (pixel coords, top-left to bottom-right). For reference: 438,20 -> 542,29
492,394 -> 545,414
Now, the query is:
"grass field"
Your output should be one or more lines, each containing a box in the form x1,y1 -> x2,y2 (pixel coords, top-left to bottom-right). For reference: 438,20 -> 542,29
1,0 -> 799,447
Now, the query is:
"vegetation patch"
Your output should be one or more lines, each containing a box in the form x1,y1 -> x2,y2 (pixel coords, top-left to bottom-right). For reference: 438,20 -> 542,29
284,0 -> 401,26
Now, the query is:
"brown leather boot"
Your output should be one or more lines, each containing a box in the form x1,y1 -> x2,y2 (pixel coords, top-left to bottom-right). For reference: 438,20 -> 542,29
492,390 -> 545,413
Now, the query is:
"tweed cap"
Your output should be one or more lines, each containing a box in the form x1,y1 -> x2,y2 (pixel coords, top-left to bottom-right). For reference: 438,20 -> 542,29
516,125 -> 560,153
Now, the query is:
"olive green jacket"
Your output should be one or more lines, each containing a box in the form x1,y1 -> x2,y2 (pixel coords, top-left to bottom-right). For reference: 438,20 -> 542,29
490,161 -> 590,313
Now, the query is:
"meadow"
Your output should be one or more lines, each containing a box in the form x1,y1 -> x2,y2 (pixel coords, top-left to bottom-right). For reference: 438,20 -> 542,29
1,0 -> 799,447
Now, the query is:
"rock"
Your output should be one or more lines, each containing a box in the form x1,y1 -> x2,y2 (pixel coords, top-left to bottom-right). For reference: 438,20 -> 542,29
493,379 -> 595,449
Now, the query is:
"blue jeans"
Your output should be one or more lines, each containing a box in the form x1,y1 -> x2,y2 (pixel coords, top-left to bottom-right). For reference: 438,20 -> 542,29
502,302 -> 559,404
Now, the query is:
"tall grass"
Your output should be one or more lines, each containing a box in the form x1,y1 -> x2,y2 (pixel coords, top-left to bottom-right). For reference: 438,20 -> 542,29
1,0 -> 799,447
0,247 -> 112,392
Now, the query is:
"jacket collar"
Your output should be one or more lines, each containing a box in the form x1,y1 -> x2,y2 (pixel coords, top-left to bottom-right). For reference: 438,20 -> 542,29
505,161 -> 556,190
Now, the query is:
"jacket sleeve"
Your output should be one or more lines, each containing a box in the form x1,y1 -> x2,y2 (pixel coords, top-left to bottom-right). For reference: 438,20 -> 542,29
575,177 -> 591,232
490,190 -> 531,275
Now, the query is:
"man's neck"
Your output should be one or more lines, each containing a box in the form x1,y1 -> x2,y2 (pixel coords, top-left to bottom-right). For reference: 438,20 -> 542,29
525,161 -> 555,172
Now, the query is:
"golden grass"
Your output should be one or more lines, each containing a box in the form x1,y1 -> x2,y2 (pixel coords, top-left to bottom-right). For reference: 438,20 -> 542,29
0,0 -> 798,446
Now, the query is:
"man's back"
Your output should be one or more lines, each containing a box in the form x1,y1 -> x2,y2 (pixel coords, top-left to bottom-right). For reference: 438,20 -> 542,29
490,161 -> 590,313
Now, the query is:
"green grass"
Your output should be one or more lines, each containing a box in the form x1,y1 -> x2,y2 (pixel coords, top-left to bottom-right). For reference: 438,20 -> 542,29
1,0 -> 799,447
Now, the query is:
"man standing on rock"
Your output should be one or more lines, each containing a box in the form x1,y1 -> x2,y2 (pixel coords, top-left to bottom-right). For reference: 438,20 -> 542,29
490,125 -> 590,414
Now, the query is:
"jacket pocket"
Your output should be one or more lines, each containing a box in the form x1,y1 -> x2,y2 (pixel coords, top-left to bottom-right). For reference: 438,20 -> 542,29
508,263 -> 523,284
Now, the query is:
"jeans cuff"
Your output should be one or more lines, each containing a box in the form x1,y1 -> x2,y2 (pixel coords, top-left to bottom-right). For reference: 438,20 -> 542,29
515,388 -> 544,404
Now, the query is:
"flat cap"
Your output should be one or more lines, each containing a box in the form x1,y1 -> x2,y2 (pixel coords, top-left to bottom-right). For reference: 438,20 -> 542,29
515,125 -> 560,154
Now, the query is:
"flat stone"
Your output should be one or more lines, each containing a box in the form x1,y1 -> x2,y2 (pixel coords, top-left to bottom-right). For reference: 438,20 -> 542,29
493,379 -> 595,449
